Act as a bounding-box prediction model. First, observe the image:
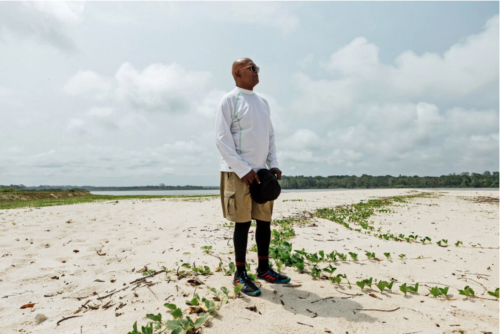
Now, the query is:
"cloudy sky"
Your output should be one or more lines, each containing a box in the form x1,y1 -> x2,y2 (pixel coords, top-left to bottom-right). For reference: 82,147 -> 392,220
0,2 -> 498,186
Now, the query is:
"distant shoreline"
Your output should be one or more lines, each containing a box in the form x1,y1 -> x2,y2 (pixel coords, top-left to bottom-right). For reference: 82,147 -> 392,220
89,187 -> 499,196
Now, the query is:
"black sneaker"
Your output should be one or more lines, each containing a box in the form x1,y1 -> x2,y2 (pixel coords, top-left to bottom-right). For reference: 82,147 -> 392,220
256,267 -> 291,284
233,271 -> 261,297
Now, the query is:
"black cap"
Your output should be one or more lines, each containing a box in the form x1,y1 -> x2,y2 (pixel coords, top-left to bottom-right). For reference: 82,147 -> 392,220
249,169 -> 281,204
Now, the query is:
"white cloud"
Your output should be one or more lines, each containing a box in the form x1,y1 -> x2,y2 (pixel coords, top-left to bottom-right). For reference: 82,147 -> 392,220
280,100 -> 498,175
0,2 -> 84,51
63,62 -> 222,115
279,15 -> 499,175
115,62 -> 213,113
311,15 -> 499,109
64,71 -> 111,98
86,107 -> 114,117
66,118 -> 85,134
391,18 -> 498,98
298,53 -> 315,69
282,128 -> 321,151
324,37 -> 379,75
226,2 -> 299,34
172,2 -> 299,34
31,1 -> 84,24
163,141 -> 205,154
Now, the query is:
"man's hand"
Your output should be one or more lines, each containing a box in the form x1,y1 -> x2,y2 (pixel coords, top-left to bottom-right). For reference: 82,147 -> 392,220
242,170 -> 260,187
270,168 -> 282,180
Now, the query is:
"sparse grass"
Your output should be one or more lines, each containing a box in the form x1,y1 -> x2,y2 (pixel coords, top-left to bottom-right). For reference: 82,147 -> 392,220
0,191 -> 218,210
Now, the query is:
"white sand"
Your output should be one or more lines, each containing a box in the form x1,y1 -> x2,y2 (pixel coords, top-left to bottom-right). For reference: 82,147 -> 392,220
0,189 -> 498,334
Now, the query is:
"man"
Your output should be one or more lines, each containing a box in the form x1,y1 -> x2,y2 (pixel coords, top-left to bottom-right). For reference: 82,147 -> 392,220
215,58 -> 291,297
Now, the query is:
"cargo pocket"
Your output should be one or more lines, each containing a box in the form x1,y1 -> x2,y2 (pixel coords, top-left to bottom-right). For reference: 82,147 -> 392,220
224,191 -> 236,215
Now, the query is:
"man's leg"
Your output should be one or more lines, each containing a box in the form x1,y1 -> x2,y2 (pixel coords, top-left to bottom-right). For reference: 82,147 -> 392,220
233,221 -> 251,275
254,219 -> 291,284
232,221 -> 261,296
255,220 -> 271,272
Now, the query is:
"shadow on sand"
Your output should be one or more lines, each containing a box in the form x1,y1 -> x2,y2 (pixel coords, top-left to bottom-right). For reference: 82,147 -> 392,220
235,281 -> 378,324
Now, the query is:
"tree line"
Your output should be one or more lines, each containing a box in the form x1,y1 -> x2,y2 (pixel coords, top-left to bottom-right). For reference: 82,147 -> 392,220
278,171 -> 499,189
0,184 -> 217,191
1,171 -> 498,191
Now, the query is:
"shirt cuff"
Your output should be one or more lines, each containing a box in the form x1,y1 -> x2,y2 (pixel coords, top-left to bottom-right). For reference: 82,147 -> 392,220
234,166 -> 253,179
268,161 -> 279,169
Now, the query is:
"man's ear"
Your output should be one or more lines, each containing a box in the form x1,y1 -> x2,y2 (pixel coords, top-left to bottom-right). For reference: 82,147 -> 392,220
234,69 -> 240,78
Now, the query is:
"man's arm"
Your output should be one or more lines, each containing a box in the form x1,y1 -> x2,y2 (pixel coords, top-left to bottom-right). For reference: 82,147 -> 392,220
215,97 -> 252,179
267,122 -> 279,169
267,115 -> 282,180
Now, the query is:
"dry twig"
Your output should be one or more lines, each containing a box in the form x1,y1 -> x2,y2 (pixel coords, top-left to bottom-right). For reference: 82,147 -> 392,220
57,315 -> 82,326
355,307 -> 400,312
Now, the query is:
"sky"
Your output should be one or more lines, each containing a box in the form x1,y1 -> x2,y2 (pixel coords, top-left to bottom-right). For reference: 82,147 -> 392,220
0,1 -> 498,187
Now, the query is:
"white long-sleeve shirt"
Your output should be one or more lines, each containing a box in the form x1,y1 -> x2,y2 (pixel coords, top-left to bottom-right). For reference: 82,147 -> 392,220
215,86 -> 279,178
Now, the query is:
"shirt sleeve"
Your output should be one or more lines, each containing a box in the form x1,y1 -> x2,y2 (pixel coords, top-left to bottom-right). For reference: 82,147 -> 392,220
267,121 -> 279,169
215,97 -> 252,178
263,98 -> 279,169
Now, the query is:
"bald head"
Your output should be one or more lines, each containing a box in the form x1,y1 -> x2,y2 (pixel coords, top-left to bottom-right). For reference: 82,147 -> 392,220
231,57 -> 259,90
231,58 -> 253,81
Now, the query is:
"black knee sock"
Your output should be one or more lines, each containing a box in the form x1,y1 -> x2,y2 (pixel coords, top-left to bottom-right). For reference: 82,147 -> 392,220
256,220 -> 271,272
233,221 -> 251,275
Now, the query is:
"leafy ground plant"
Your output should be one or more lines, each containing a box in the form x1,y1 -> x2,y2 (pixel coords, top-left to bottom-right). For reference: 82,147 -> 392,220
400,282 -> 419,295
383,252 -> 391,259
348,252 -> 358,261
436,239 -> 448,247
310,266 -> 322,280
376,280 -> 394,293
128,285 -> 245,334
407,282 -> 419,293
323,264 -> 337,277
420,236 -> 432,244
201,245 -> 213,254
218,262 -> 236,276
429,286 -> 449,298
330,273 -> 350,287
487,288 -> 499,299
458,285 -> 475,298
192,265 -> 211,276
399,283 -> 409,296
365,252 -> 376,260
356,277 -> 373,290
337,252 -> 347,261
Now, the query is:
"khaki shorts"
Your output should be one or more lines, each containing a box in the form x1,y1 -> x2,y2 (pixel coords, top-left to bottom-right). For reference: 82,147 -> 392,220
220,172 -> 273,223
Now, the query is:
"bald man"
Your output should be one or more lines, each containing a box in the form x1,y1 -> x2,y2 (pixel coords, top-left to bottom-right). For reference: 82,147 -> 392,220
215,58 -> 290,297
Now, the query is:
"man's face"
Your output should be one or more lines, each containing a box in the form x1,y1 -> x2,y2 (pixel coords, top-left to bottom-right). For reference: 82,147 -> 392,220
238,61 -> 259,87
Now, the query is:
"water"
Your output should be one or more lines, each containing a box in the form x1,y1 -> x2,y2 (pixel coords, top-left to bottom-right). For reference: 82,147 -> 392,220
90,190 -> 221,196
89,188 -> 497,196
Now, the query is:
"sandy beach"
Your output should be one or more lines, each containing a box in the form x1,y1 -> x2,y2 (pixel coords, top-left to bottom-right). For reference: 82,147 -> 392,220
0,189 -> 498,334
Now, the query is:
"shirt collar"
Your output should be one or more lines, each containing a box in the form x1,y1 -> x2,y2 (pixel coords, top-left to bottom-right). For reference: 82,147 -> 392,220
235,86 -> 255,95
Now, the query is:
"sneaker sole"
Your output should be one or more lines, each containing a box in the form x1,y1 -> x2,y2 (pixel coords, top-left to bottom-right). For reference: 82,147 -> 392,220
233,282 -> 261,296
242,289 -> 261,296
257,277 -> 291,284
